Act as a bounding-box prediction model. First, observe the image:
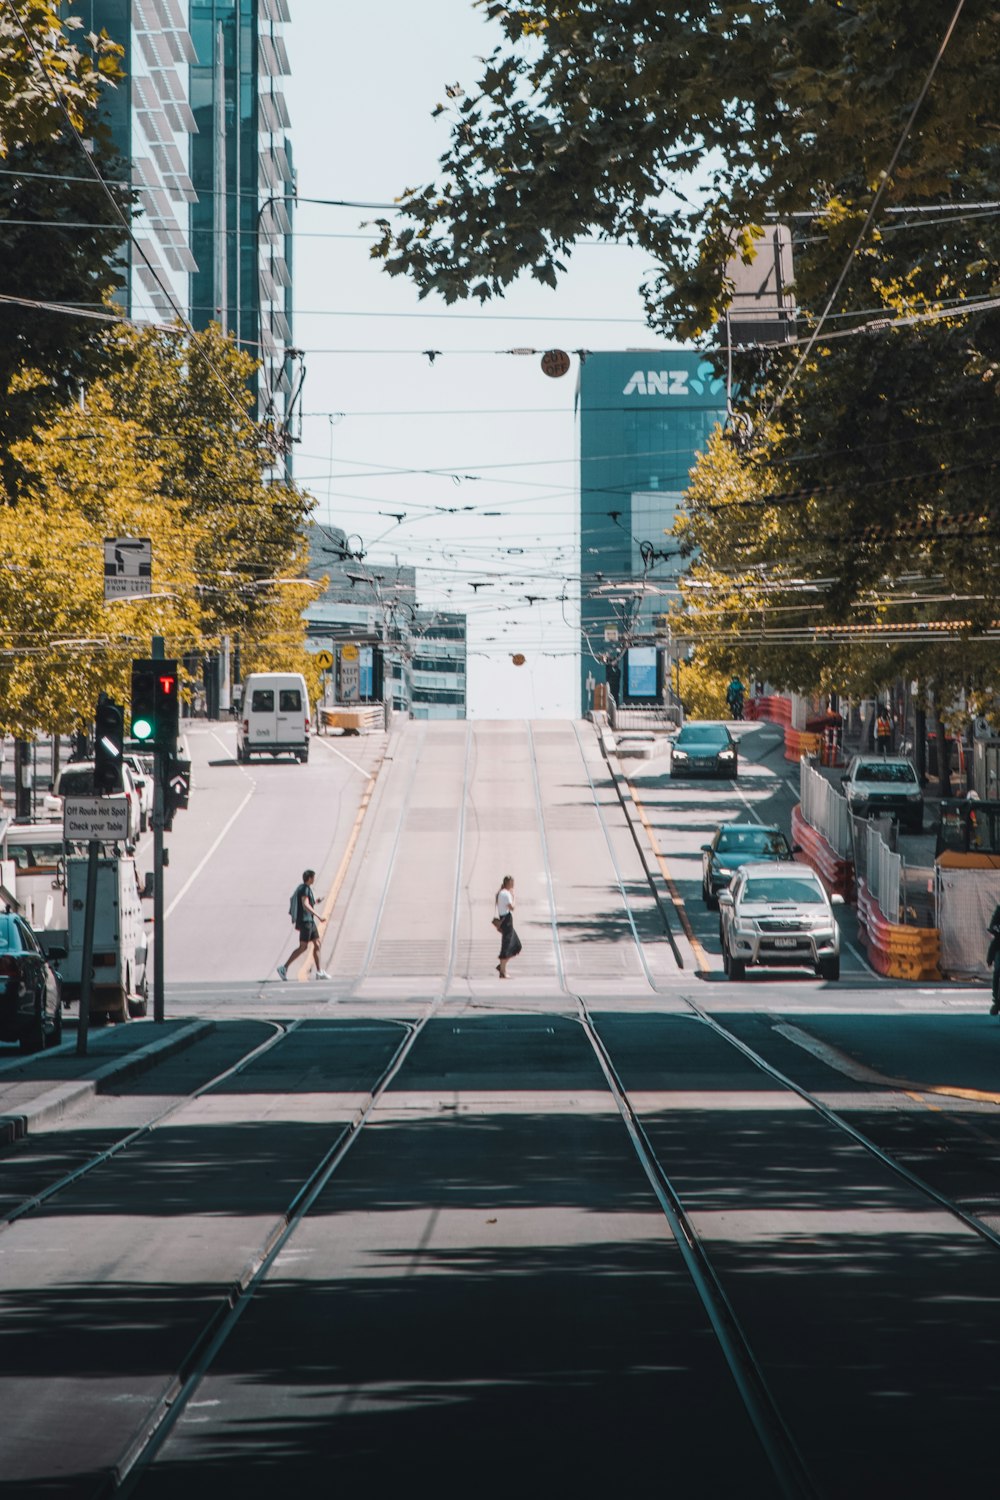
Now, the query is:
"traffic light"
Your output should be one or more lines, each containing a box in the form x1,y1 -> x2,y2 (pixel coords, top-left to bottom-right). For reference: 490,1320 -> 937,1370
163,754 -> 191,830
94,692 -> 124,794
131,658 -> 180,750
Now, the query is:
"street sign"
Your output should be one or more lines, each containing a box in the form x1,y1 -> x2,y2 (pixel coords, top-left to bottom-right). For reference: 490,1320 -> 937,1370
604,625 -> 619,642
104,537 -> 152,599
341,643 -> 359,661
315,649 -> 334,671
64,796 -> 129,842
541,349 -> 571,378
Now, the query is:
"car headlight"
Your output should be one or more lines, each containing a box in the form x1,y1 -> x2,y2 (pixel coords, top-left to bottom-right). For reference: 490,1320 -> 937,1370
850,788 -> 868,801
907,791 -> 922,801
719,749 -> 736,759
672,749 -> 688,761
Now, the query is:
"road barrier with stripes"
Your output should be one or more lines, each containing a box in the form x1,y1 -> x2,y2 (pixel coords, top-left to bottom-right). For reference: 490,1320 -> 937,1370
791,803 -> 855,900
748,695 -> 823,761
319,705 -> 384,734
857,878 -> 941,980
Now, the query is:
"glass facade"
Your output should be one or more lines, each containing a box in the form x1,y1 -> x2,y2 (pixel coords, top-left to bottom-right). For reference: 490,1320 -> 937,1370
88,0 -> 198,320
189,0 -> 294,433
578,351 -> 727,711
411,612 -> 467,720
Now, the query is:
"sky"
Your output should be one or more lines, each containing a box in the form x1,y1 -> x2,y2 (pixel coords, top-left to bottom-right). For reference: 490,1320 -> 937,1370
284,2 -> 679,718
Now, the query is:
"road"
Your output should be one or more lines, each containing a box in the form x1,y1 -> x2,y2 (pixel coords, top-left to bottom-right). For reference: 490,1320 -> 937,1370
1,717 -> 999,1497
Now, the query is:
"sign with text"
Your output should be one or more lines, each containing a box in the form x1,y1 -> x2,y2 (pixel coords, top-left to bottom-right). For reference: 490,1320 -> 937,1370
64,796 -> 129,842
104,537 -> 152,599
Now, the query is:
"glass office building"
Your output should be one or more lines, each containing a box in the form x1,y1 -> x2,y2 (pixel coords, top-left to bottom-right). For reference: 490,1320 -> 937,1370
189,0 -> 295,435
86,0 -> 198,320
578,350 -> 727,711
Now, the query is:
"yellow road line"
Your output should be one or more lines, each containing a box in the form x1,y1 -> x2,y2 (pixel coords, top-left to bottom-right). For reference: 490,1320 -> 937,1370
297,769 -> 377,982
627,777 -> 710,973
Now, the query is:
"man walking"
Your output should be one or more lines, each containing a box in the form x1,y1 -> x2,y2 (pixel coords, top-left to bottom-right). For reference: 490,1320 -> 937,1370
278,869 -> 329,980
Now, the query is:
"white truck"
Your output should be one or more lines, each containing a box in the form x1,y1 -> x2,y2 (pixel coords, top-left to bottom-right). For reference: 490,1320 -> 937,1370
0,821 -> 150,1022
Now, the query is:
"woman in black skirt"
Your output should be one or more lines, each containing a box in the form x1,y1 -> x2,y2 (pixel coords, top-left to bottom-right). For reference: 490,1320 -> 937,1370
495,874 -> 522,978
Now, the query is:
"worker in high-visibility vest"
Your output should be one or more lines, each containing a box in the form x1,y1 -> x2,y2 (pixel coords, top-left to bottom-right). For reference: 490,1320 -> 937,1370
876,708 -> 892,753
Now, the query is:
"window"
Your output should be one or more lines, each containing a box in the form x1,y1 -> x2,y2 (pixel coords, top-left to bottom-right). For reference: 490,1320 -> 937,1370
278,689 -> 301,711
742,877 -> 826,905
855,761 -> 917,784
251,690 -> 274,712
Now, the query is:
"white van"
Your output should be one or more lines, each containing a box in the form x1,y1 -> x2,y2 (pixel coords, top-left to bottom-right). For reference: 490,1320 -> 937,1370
237,672 -> 311,763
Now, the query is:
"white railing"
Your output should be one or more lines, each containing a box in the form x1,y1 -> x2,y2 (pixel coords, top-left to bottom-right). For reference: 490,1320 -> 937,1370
799,758 -> 852,857
865,822 -> 902,922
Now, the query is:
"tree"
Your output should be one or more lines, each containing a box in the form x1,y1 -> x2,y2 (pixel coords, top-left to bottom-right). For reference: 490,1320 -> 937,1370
371,1 -> 1000,336
0,5 -> 131,475
0,324 -> 316,736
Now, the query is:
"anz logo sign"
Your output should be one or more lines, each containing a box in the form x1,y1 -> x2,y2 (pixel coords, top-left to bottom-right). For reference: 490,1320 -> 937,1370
622,362 -> 726,398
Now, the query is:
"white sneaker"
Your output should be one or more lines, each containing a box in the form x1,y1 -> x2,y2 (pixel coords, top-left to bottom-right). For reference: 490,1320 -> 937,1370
315,969 -> 330,979
277,964 -> 287,981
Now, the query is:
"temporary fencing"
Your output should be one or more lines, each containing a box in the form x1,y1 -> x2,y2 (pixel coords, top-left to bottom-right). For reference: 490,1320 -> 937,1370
793,760 -> 854,898
936,867 -> 1000,978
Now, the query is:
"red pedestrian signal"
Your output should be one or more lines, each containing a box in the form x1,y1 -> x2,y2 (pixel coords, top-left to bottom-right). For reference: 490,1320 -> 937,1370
131,659 -> 180,750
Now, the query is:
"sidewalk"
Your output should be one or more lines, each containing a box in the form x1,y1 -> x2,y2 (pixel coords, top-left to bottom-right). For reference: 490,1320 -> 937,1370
0,1018 -> 211,1144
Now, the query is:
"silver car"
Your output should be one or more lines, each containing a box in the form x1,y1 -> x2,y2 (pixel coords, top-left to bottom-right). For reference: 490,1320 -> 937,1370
718,862 -> 842,981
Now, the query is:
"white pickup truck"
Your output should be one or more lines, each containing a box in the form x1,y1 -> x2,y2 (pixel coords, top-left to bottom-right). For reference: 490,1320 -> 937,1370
0,821 -> 150,1022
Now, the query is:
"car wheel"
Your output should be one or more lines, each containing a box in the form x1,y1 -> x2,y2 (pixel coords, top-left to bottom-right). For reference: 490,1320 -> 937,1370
703,883 -> 717,910
721,940 -> 730,976
728,949 -> 746,982
818,956 -> 840,982
20,1001 -> 45,1053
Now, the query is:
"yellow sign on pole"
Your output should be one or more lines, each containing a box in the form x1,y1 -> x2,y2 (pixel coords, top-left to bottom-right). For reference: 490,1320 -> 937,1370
341,643 -> 359,661
315,650 -> 334,670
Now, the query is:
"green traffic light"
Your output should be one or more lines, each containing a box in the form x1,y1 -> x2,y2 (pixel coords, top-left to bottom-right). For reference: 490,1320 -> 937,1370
133,716 -> 154,741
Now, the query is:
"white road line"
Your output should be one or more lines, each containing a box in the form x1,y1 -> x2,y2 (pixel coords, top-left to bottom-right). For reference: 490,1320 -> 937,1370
164,786 -> 255,920
312,736 -> 371,777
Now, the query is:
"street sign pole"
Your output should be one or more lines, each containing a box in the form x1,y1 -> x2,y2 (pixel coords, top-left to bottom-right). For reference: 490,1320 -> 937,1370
153,750 -> 165,1023
75,840 -> 100,1058
151,635 -> 166,1024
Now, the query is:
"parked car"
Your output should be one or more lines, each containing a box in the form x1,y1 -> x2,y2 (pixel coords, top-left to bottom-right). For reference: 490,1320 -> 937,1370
0,912 -> 63,1051
123,752 -> 154,832
841,755 -> 923,833
718,862 -> 842,981
701,824 -> 795,907
44,761 -> 141,848
669,722 -> 739,778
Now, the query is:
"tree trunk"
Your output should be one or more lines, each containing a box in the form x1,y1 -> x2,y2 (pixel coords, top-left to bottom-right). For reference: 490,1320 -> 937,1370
936,713 -> 952,800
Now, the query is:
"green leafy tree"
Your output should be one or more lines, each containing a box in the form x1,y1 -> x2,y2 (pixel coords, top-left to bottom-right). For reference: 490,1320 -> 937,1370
0,4 -> 131,475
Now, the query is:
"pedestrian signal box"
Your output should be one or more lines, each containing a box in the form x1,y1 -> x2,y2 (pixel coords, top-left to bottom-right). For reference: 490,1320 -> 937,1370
131,658 -> 179,751
94,692 -> 125,794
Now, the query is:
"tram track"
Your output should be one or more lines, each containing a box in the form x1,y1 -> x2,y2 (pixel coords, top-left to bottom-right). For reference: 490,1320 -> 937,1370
520,720 -> 1000,1495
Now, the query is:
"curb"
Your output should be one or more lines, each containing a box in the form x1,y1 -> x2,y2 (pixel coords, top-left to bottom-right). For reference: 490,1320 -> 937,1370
597,726 -> 687,968
0,1019 -> 214,1145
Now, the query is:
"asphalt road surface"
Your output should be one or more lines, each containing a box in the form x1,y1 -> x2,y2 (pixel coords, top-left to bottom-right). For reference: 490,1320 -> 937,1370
1,717 -> 999,1498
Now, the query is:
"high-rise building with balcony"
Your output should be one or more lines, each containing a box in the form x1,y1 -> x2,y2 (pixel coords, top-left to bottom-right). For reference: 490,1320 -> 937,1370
189,0 -> 296,445
86,0 -> 199,321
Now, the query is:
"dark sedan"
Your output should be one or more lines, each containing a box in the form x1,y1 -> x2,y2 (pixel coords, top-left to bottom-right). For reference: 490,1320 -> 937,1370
670,722 -> 739,778
701,823 -> 795,908
0,914 -> 63,1052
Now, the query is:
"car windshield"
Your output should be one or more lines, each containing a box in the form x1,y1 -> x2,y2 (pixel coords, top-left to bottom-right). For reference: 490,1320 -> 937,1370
4,840 -> 63,870
741,876 -> 827,905
717,829 -> 789,856
855,761 -> 917,784
58,768 -> 96,796
677,726 -> 728,746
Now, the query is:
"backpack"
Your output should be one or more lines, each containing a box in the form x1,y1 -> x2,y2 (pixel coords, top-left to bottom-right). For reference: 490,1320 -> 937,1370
289,886 -> 300,923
